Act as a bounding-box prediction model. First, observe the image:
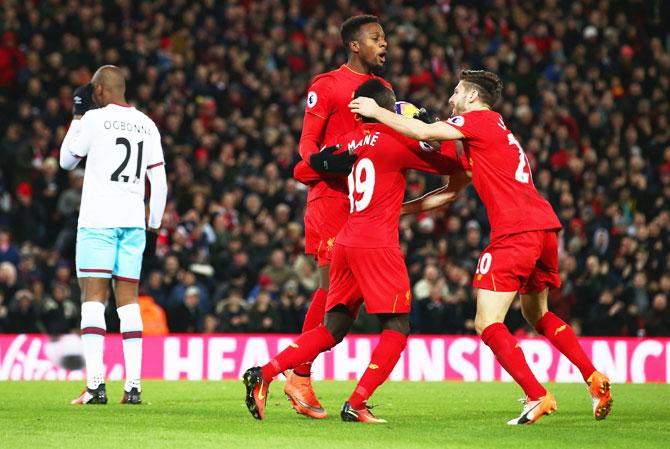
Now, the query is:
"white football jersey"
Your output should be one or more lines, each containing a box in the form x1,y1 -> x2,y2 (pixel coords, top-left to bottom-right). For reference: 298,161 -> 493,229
63,104 -> 165,228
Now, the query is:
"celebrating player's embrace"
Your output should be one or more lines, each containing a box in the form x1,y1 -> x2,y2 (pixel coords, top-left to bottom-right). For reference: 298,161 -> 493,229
243,79 -> 467,423
350,69 -> 613,424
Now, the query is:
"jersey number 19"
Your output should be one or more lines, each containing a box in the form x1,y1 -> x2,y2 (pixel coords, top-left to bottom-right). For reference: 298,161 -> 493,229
348,158 -> 375,213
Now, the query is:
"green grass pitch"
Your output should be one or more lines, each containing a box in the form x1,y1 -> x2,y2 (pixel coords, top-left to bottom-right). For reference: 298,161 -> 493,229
0,380 -> 667,449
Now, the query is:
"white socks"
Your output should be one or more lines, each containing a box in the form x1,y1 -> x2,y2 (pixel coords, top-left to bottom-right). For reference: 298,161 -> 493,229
118,303 -> 143,392
80,301 -> 106,390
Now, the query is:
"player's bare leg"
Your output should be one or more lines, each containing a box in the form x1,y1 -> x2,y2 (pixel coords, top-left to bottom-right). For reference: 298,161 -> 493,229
71,278 -> 109,405
114,279 -> 143,404
284,264 -> 330,418
475,289 -> 556,425
341,313 -> 409,424
521,289 -> 612,420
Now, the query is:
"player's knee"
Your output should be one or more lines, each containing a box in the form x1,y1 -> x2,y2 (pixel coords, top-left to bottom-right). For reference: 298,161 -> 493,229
325,324 -> 347,344
521,307 -> 540,326
520,298 -> 547,327
379,314 -> 410,337
324,306 -> 353,343
474,315 -> 490,335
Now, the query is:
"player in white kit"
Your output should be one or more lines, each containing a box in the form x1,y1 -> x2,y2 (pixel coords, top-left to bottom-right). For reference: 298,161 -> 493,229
60,65 -> 168,404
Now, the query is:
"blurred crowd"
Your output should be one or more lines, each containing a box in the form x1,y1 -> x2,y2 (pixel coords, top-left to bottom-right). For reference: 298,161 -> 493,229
1,0 -> 669,337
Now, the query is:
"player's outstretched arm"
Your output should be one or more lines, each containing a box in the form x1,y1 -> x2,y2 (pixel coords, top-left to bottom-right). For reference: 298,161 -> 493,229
400,171 -> 471,215
349,97 -> 465,142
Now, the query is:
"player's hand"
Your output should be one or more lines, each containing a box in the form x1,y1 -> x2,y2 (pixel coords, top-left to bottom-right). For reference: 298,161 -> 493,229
414,107 -> 436,124
309,144 -> 357,173
349,96 -> 380,118
73,83 -> 94,116
143,228 -> 159,259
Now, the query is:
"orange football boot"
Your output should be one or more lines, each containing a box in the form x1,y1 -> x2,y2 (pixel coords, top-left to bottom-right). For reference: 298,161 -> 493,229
507,392 -> 557,425
587,371 -> 613,420
243,366 -> 269,420
283,370 -> 327,419
340,401 -> 387,423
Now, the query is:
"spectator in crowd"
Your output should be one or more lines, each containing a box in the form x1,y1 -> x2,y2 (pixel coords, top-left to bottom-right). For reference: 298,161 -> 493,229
0,229 -> 20,267
215,289 -> 250,333
168,286 -> 203,333
249,291 -> 278,333
0,261 -> 18,304
7,289 -> 44,333
41,283 -> 78,334
645,294 -> 670,337
0,291 -> 9,333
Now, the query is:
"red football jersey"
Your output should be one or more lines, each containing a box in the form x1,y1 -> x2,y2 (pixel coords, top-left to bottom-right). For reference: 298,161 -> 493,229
444,109 -> 561,239
303,65 -> 392,202
336,123 -> 461,248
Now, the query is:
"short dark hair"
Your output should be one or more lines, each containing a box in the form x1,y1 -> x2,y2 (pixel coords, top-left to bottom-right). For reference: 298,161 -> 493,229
354,79 -> 395,122
460,70 -> 503,107
341,15 -> 379,48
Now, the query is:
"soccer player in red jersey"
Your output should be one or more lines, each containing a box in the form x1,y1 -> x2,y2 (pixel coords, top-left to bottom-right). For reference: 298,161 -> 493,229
243,80 -> 465,423
282,15 -> 392,419
350,70 -> 613,425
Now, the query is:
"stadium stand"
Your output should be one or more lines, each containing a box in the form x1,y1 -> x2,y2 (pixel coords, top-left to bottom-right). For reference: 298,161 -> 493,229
0,0 -> 669,337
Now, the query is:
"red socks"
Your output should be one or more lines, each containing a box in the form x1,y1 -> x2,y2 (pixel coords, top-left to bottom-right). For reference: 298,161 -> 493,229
261,324 -> 335,383
293,288 -> 328,376
535,311 -> 596,381
348,330 -> 407,409
481,323 -> 546,401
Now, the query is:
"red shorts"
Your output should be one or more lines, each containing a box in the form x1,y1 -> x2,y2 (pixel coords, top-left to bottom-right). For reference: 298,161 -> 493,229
472,230 -> 560,294
304,196 -> 350,267
326,244 -> 412,315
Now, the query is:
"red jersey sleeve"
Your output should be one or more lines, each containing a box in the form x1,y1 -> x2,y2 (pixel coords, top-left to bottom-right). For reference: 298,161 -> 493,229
440,140 -> 470,171
293,160 -> 322,184
444,112 -> 484,140
387,131 -> 461,175
298,76 -> 333,160
298,112 -> 327,161
305,76 -> 333,121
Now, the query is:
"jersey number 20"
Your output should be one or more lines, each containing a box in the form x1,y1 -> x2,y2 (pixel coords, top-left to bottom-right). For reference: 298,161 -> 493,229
508,133 -> 530,184
348,158 -> 375,213
111,137 -> 144,183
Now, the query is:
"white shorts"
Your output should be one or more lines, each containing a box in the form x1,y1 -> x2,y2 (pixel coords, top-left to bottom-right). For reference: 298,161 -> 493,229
76,227 -> 145,282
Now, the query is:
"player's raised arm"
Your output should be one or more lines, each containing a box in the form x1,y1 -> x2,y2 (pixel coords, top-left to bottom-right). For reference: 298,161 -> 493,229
349,97 -> 464,142
60,84 -> 95,170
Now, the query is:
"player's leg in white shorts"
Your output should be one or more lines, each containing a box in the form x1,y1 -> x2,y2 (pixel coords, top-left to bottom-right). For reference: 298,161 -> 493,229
112,228 -> 145,282
76,227 -> 118,278
73,227 -> 118,404
113,227 -> 145,403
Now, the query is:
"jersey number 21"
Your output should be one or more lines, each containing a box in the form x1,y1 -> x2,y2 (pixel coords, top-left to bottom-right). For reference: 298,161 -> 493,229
112,137 -> 144,184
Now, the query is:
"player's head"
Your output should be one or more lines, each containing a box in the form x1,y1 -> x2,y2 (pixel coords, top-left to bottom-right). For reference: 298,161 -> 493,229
354,79 -> 395,123
91,65 -> 126,107
449,70 -> 503,115
341,15 -> 387,75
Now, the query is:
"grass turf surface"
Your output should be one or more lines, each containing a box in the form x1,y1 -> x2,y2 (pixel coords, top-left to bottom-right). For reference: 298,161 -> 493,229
0,380 -> 668,449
